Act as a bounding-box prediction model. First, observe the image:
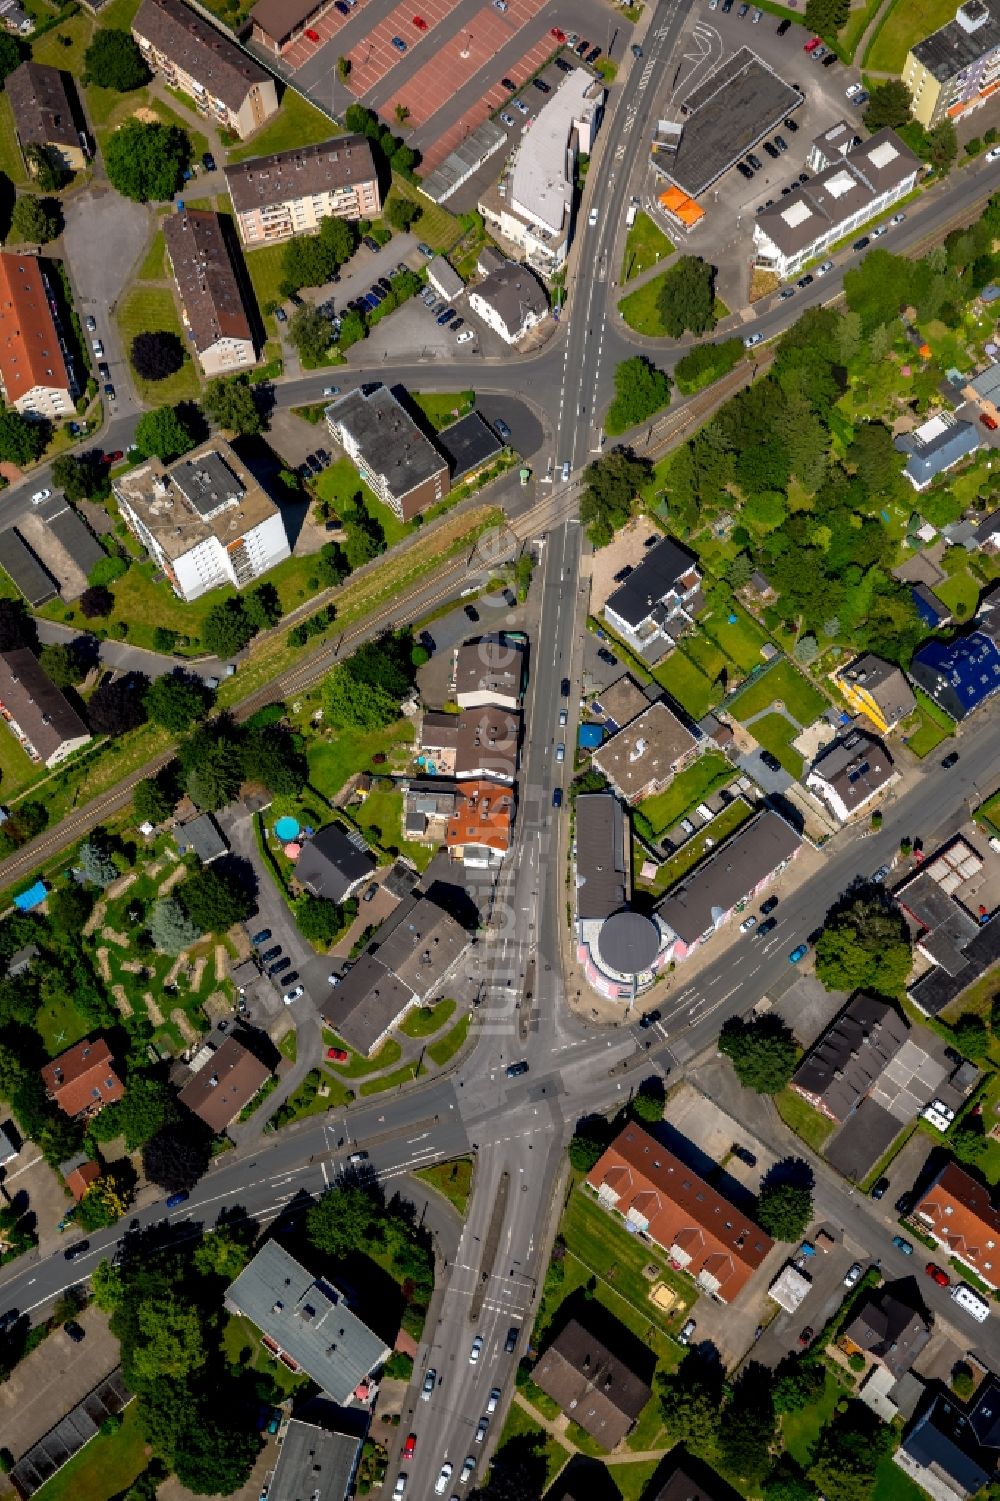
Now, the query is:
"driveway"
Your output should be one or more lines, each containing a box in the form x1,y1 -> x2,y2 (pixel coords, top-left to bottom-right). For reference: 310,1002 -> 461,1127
0,1306 -> 120,1461
34,619 -> 224,685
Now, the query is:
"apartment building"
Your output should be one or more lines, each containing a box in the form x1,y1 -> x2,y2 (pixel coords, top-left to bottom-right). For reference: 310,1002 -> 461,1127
0,251 -> 77,419
903,0 -> 1000,126
132,0 -> 278,141
602,537 -> 702,664
914,1161 -> 1000,1289
163,209 -> 257,377
6,61 -> 86,175
325,385 -> 449,522
0,648 -> 91,767
225,136 -> 380,248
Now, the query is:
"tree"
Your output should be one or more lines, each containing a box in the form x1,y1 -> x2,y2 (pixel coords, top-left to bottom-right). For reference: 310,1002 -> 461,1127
118,1074 -> 178,1150
89,556 -> 127,588
179,866 -> 252,935
322,663 -> 401,729
927,119 -> 958,175
952,1362 -> 975,1399
756,1181 -> 813,1241
87,672 -> 150,737
718,1014 -> 799,1094
77,1168 -> 131,1230
0,34 -> 21,85
579,447 -> 651,548
282,216 -> 356,294
606,356 -> 671,435
131,331 -> 184,382
718,1373 -> 776,1486
386,196 -> 420,231
144,671 -> 212,732
0,598 -> 35,652
338,308 -> 366,349
0,406 -> 45,467
181,728 -> 244,810
804,0 -> 849,32
141,1122 -> 210,1192
657,255 -> 716,338
289,305 -> 334,364
171,1406 -> 261,1496
772,1357 -> 826,1414
39,641 -> 84,689
51,452 -> 110,503
148,896 -> 200,956
337,54 -> 350,80
815,892 -> 912,997
83,28 -> 149,92
24,143 -> 68,192
134,769 -> 178,825
951,1114 -> 989,1167
763,1463 -> 816,1501
307,1184 -> 380,1259
9,194 -> 59,244
201,375 -> 262,436
48,881 -> 94,934
294,894 -> 343,944
78,835 -> 118,888
245,583 -> 281,632
241,726 -> 306,796
632,1077 -> 665,1123
657,1357 -> 723,1449
674,338 -> 744,396
863,80 -> 913,132
954,1010 -> 990,1060
792,634 -> 818,665
134,405 -> 196,462
201,598 -> 256,657
568,1119 -> 610,1172
104,120 -> 191,203
808,1405 -> 893,1501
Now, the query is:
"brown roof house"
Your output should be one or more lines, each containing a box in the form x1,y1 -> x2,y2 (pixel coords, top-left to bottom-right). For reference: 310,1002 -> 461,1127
163,209 -> 258,379
0,252 -> 78,420
840,1289 -> 930,1378
41,1038 -> 124,1119
454,636 -> 525,711
60,1154 -> 100,1201
6,61 -> 86,175
225,136 -> 381,248
0,649 -> 90,768
178,1036 -> 271,1133
250,0 -> 329,54
593,701 -> 699,804
913,1161 -> 1000,1290
805,729 -> 898,824
132,0 -> 278,141
533,1317 -> 651,1450
454,708 -> 520,781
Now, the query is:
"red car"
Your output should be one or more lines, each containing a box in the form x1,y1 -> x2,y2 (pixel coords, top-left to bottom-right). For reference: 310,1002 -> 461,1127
305,27 -> 320,42
327,1046 -> 349,1062
980,412 -> 998,431
803,35 -> 821,51
101,449 -> 124,464
413,15 -> 428,28
550,26 -> 565,40
798,1326 -> 813,1346
402,1434 -> 417,1460
926,1263 -> 950,1287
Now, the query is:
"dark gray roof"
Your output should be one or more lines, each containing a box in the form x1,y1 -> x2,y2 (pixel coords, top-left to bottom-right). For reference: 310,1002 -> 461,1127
533,1317 -> 651,1449
37,496 -> 105,577
605,537 -> 700,630
901,1393 -> 993,1494
435,411 -> 504,480
969,1377 -> 1000,1450
133,0 -> 272,112
838,654 -> 916,724
171,448 -> 246,518
895,417 -> 980,487
226,136 -> 377,216
454,635 -> 524,704
326,387 -> 447,503
6,61 -> 80,154
912,0 -> 1000,83
841,1290 -> 930,1377
177,812 -> 228,864
808,730 -> 895,813
909,914 -> 1000,1016
575,794 -> 628,922
597,910 -> 660,975
652,1462 -> 737,1501
471,262 -> 548,338
656,810 -> 801,944
0,530 -> 57,605
319,955 -> 413,1056
271,1417 -> 362,1501
296,823 -> 375,904
371,895 -> 467,998
0,648 -> 89,763
791,994 -> 908,1122
974,510 -> 1000,545
824,1097 -> 902,1182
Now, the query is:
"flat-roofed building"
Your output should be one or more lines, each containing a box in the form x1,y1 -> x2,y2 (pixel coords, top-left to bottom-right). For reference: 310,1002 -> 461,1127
326,386 -> 449,522
226,136 -> 380,248
593,701 -> 699,804
0,648 -> 90,766
6,61 -> 86,175
903,0 -> 1000,127
113,439 -> 290,604
454,707 -> 520,781
163,209 -> 257,378
271,1413 -> 362,1501
250,0 -> 332,54
133,0 -> 278,140
454,635 -> 524,710
0,251 -> 77,419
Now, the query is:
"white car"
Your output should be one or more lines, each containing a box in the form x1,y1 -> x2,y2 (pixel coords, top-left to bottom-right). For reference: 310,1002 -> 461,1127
486,1388 -> 501,1415
561,460 -> 570,481
457,330 -> 474,343
588,207 -> 598,226
889,212 -> 906,225
500,112 -> 515,127
845,82 -> 862,99
323,385 -> 339,397
92,339 -> 104,356
677,1318 -> 696,1344
987,145 -> 1000,162
435,1465 -> 453,1496
30,487 -> 51,505
559,708 -> 568,726
815,260 -> 834,276
282,985 -> 304,1004
843,1261 -> 863,1288
459,1459 -> 476,1487
85,315 -> 97,332
469,1334 -> 484,1364
394,1477 -> 407,1498
555,743 -> 565,762
744,331 -> 764,348
740,915 -> 757,933
475,1418 -> 488,1443
871,224 -> 888,238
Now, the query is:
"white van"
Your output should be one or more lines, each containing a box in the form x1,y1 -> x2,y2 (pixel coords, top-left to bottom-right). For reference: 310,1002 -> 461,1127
952,1283 -> 991,1322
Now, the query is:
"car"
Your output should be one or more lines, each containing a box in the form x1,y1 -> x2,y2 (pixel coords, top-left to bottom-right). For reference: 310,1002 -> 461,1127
327,1046 -> 349,1062
30,487 -> 51,504
597,647 -> 618,666
202,150 -> 217,171
757,916 -> 778,937
589,206 -> 598,226
941,750 -> 960,768
475,1418 -> 488,1443
500,111 -> 515,127
760,749 -> 783,772
501,76 -> 516,90
561,459 -> 571,481
575,38 -> 589,55
548,785 -> 563,809
64,1321 -> 85,1343
305,26 -> 320,40
677,1318 -> 697,1344
632,43 -> 643,57
555,56 -> 573,72
784,115 -> 799,131
469,1335 -> 484,1364
797,273 -> 814,288
747,152 -> 763,170
504,1325 -> 520,1353
798,171 -> 810,182
843,1262 -> 863,1288
980,412 -> 998,430
781,185 -> 792,196
394,1477 -> 407,1498
926,1263 -> 951,1287
457,330 -> 475,344
463,603 -> 479,621
513,98 -> 529,115
269,958 -> 291,976
816,260 -> 834,276
752,5 -> 762,17
871,223 -> 887,238
777,16 -> 791,32
402,1434 -> 417,1460
738,2 -> 749,14
97,360 -> 111,380
813,44 -> 827,59
736,161 -> 754,180
550,26 -> 565,40
561,677 -> 571,696
895,1191 -> 915,1215
804,35 -> 821,51
846,82 -> 862,98
852,236 -> 870,252
987,145 -> 1000,162
763,141 -> 779,159
391,34 -> 407,50
533,77 -> 551,93
487,1388 -> 501,1415
437,309 -> 455,325
104,384 -> 116,401
871,1177 -> 889,1200
740,915 -> 757,933
789,943 -> 809,964
64,1240 -> 90,1262
493,0 -> 507,9
275,307 -> 287,322
744,331 -> 764,348
555,743 -> 565,762
348,1149 -> 367,1164
893,1235 -> 914,1256
798,1326 -> 813,1346
755,897 -> 779,920
774,134 -> 788,151
493,417 -> 512,442
889,211 -> 906,225
436,1465 -> 453,1496
92,338 -> 104,356
586,46 -> 601,63
251,928 -> 272,948
283,985 -> 304,1004
413,12 -> 428,25
460,1460 -> 476,1487
362,235 -> 380,252
85,315 -> 97,332
822,52 -> 835,65
613,564 -> 633,583
505,1061 -> 529,1079
323,385 -> 340,398
165,1188 -> 191,1210
335,2 -> 350,13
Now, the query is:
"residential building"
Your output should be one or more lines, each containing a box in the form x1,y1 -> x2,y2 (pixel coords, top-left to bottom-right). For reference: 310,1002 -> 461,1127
593,701 -> 699,804
840,1290 -> 930,1378
455,707 -> 520,781
911,581 -> 953,629
752,128 -> 920,280
964,360 -> 1000,418
805,729 -> 897,823
295,823 -> 376,905
6,61 -> 86,175
60,1154 -> 100,1201
587,1123 -> 774,1302
178,1036 -> 270,1132
591,675 -> 651,733
7,944 -> 36,976
454,635 -> 525,710
0,251 -> 77,419
656,809 -> 801,962
0,0 -> 33,37
270,1413 -> 363,1501
163,209 -> 257,378
903,0 -> 1000,127
325,386 -> 450,522
417,711 -> 460,776
896,1382 -> 1000,1501
908,594 -> 1000,720
602,538 -> 703,664
322,958 -> 414,1057
974,510 -> 1000,551
403,781 -> 457,843
176,812 -> 228,864
250,0 -> 331,54
790,994 -> 931,1123
445,779 -> 514,866
533,1316 -> 651,1449
479,68 -> 604,274
0,648 -> 91,767
835,653 -> 917,734
113,440 -> 290,604
467,262 -> 549,345
225,136 -> 380,248
895,413 -> 981,491
914,1161 -> 1000,1288
897,835 -> 1000,1015
426,256 -> 464,303
806,118 -> 862,172
225,1241 -> 389,1402
132,0 -> 278,141
41,1038 -> 124,1119
651,1461 -> 735,1501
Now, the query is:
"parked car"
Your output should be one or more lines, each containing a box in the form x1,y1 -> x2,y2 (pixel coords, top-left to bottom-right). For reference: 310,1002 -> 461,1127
402,1435 -> 417,1460
763,140 -> 779,159
555,743 -> 565,762
987,144 -> 1000,162
586,45 -> 601,63
737,161 -> 754,179
740,915 -> 757,933
305,26 -> 320,40
501,76 -> 516,90
513,98 -> 529,115
104,384 -> 116,402
487,1388 -> 501,1414
797,273 -> 814,288
852,236 -> 870,252
551,26 -> 565,39
494,417 -> 512,441
30,488 -> 51,504
804,35 -> 821,51
788,942 -> 810,963
282,986 -> 304,1004
926,1263 -> 950,1286
394,1476 -> 407,1498
760,749 -> 783,772
460,1460 -> 476,1487
774,134 -> 788,151
500,111 -> 515,127
822,52 -> 836,65
798,1326 -> 813,1346
269,957 -> 291,976
942,751 -> 960,768
777,17 -> 791,33
555,56 -> 573,72
747,152 -> 763,170
744,331 -> 764,348
202,151 -> 217,171
892,1235 -> 914,1255
895,1191 -> 915,1215
251,928 -> 271,946
597,647 -> 618,666
92,338 -> 104,356
870,1177 -> 889,1200
64,1321 -> 85,1342
275,307 -> 287,322
475,1419 -> 488,1444
435,1465 -> 453,1496
816,260 -> 835,276
784,115 -> 798,131
980,413 -> 998,430
413,13 -> 428,26
463,603 -> 479,621
166,1189 -> 190,1209
677,1319 -> 697,1344
843,1262 -> 863,1287
391,34 -> 407,50
85,315 -> 97,332
327,1047 -> 349,1062
552,787 -> 563,808
761,896 -> 779,915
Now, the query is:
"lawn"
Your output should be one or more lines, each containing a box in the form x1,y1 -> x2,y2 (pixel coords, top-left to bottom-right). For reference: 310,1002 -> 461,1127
308,721 -> 416,804
138,230 -> 166,282
750,712 -> 805,778
607,1460 -> 660,1501
385,177 -> 459,252
494,1402 -> 570,1490
35,989 -> 94,1057
31,12 -> 94,73
775,1086 -> 836,1154
934,565 -> 982,620
315,458 -> 408,548
698,603 -> 770,673
324,1033 -> 403,1080
399,998 -> 456,1038
412,391 -> 475,431
730,659 -> 828,725
116,285 -> 201,403
414,1155 -> 473,1215
621,212 -> 674,284
222,1313 -> 308,1397
782,1368 -> 840,1467
872,1451 -> 930,1501
0,93 -> 26,184
427,1013 -> 471,1066
352,788 -> 434,870
618,272 -> 671,337
902,687 -> 955,758
635,750 -> 734,836
227,90 -> 338,164
0,721 -> 41,800
43,556 -> 228,655
32,1402 -> 146,1501
243,241 -> 288,314
636,798 -> 754,895
867,0 -> 960,71
654,647 -> 719,719
359,1060 -> 422,1095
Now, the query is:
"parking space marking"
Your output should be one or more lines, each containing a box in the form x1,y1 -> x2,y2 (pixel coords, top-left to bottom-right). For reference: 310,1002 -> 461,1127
411,31 -> 553,170
346,0 -> 456,96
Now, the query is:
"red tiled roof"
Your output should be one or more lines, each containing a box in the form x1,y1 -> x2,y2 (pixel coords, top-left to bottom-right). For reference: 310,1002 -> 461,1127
445,779 -> 513,854
40,1038 -> 123,1117
0,252 -> 72,404
64,1160 -> 100,1201
915,1161 -> 1000,1288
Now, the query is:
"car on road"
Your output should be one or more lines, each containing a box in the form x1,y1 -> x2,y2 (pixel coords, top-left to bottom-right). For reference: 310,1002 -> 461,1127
871,224 -> 887,238
892,1235 -> 914,1255
463,603 -> 479,621
460,1460 -> 476,1487
327,1046 -> 349,1062
166,1190 -> 190,1209
561,460 -> 571,480
555,743 -> 565,762
559,708 -> 568,726
475,1419 -> 488,1443
942,751 -> 960,768
85,315 -> 97,332
104,383 -> 116,401
65,1240 -> 90,1261
677,1318 -> 697,1344
843,1262 -> 863,1288
744,331 -> 764,348
504,1326 -> 519,1353
789,943 -> 809,964
469,1334 -> 484,1364
589,207 -> 598,226
852,236 -> 870,252
505,1061 -> 529,1079
391,34 -> 407,50
797,273 -> 814,288
394,1476 -> 407,1498
64,1321 -> 85,1342
251,929 -> 271,946
759,749 -> 783,773
552,787 -> 563,807
435,1465 -> 453,1496
30,488 -> 51,504
889,212 -> 906,224
639,1009 -> 661,1029
323,385 -> 339,397
870,1177 -> 889,1200
987,145 -> 1000,162
487,1388 -> 501,1414
756,916 -> 778,937
740,915 -> 757,933
798,1326 -> 813,1345
816,260 -> 834,276
402,1435 -> 417,1460
926,1263 -> 950,1286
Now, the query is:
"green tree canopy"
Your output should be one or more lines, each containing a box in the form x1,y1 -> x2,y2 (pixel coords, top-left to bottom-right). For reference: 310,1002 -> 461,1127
606,356 -> 671,436
632,1077 -> 665,1123
0,407 -> 46,466
657,1354 -> 723,1450
718,1372 -> 777,1485
104,119 -> 191,203
322,663 -> 401,728
815,892 -> 912,996
772,1357 -> 826,1414
307,1183 -> 381,1259
131,330 -> 185,382
657,255 -> 716,338
863,80 -> 913,132
718,1014 -> 799,1094
294,893 -> 344,944
804,0 -> 849,32
579,447 -> 651,547
386,196 -> 420,231
134,405 -> 196,463
179,866 -> 252,935
118,1074 -> 179,1150
144,670 -> 212,732
10,194 -> 60,245
0,34 -> 21,84
38,641 -> 84,689
756,1180 -> 813,1241
134,767 -> 179,825
288,305 -> 334,364
83,28 -> 149,91
201,375 -> 262,435
51,451 -> 111,503
24,144 -> 68,192
201,598 -> 256,658
148,896 -> 200,955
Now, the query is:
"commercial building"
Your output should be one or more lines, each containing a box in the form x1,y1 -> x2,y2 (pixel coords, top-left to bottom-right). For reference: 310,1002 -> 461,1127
6,61 -> 86,175
908,593 -> 1000,720
325,386 -> 449,522
896,835 -> 1000,1016
895,412 -> 981,490
225,1241 -> 389,1402
178,1037 -> 270,1132
454,635 -> 525,710
163,209 -> 257,378
603,538 -> 703,664
0,648 -> 90,767
295,823 -> 375,905
587,1123 -> 774,1302
593,701 -> 699,804
480,68 -> 604,275
445,780 -> 514,866
656,809 -> 801,963
113,440 -> 290,604
903,0 -> 1000,127
753,128 -> 920,280
132,0 -> 278,140
225,136 -> 380,248
0,251 -> 77,419
913,1161 -> 1000,1289
533,1317 -> 651,1449
270,1414 -> 362,1501
805,729 -> 897,823
789,994 -> 944,1123
41,1038 -> 124,1119
574,793 -> 671,1001
467,261 -> 549,345
835,653 -> 916,734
